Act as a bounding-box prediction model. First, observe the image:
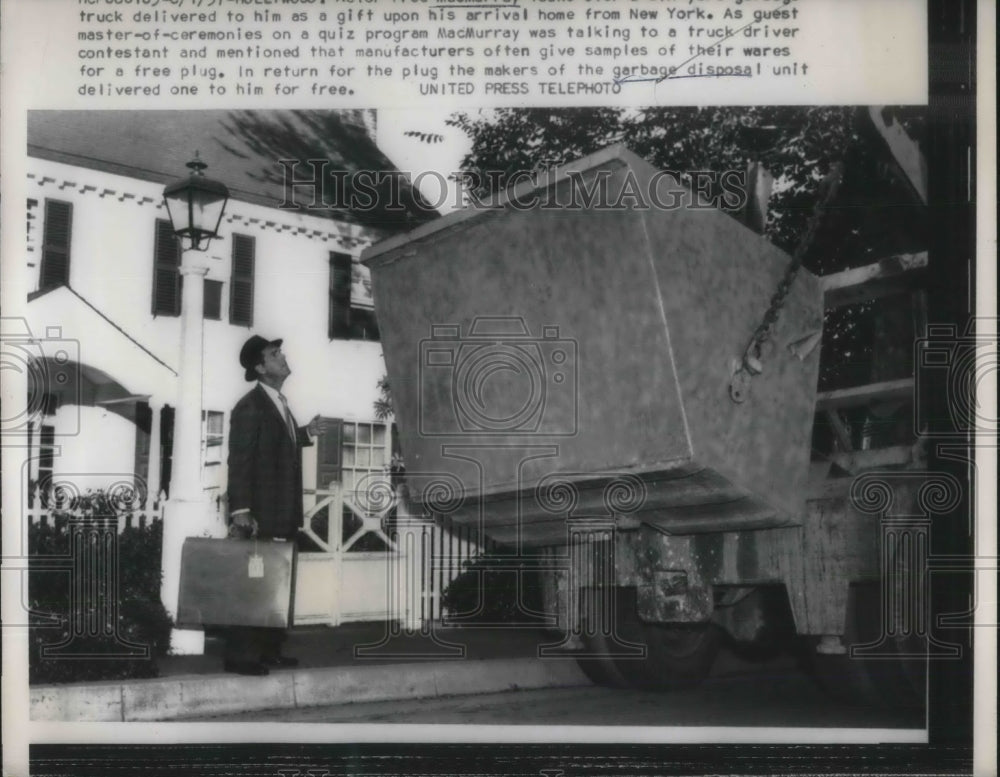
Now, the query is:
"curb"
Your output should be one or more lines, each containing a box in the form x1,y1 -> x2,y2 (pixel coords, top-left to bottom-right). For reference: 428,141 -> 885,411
30,656 -> 590,721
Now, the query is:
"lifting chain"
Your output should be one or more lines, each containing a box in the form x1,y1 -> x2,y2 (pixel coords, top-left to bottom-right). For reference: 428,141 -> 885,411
728,161 -> 845,404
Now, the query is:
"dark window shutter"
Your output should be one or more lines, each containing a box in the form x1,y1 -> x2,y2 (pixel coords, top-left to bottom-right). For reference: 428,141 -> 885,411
160,405 -> 175,500
40,199 -> 72,290
328,252 -> 352,339
204,279 -> 223,320
315,418 -> 343,488
230,234 -> 255,326
152,219 -> 181,316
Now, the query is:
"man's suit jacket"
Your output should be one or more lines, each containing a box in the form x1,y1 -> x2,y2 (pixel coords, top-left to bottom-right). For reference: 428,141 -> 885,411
227,384 -> 313,540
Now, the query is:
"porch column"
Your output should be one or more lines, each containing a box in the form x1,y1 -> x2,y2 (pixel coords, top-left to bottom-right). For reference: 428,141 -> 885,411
160,254 -> 210,655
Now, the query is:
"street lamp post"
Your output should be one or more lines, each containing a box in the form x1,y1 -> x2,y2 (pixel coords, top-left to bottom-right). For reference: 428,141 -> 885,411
160,154 -> 229,654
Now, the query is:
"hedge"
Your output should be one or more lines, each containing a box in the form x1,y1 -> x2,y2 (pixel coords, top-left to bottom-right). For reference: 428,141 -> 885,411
440,553 -> 548,624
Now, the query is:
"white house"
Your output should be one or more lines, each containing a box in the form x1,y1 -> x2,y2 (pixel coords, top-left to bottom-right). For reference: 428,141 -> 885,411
22,110 -> 468,637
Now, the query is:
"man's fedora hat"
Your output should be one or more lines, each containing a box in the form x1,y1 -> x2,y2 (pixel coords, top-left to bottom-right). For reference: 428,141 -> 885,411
239,335 -> 283,381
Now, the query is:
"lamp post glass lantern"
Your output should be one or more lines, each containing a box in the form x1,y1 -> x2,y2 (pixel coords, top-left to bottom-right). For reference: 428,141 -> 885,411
163,153 -> 229,251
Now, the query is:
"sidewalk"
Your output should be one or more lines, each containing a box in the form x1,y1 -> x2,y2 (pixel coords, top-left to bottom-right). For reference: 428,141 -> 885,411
30,623 -> 591,722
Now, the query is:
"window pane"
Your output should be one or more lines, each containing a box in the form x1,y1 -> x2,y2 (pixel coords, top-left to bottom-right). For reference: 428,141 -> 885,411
354,447 -> 370,468
373,425 -> 386,446
358,424 -> 371,444
207,411 -> 224,435
342,447 -> 355,467
342,423 -> 356,443
371,447 -> 385,468
351,260 -> 375,309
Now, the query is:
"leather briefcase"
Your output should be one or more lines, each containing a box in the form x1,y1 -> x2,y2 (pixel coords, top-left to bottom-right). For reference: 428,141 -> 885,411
176,537 -> 297,629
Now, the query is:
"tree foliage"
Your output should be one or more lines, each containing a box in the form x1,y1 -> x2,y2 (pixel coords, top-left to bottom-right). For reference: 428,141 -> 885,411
441,553 -> 547,625
373,373 -> 393,421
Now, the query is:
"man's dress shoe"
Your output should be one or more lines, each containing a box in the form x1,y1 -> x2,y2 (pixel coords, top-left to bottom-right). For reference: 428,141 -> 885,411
223,658 -> 270,676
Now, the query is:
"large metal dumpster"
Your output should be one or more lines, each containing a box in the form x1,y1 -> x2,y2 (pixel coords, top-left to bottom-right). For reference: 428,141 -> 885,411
363,145 -> 823,546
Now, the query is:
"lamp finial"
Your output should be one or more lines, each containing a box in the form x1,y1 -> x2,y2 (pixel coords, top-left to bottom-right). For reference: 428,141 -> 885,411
186,152 -> 207,176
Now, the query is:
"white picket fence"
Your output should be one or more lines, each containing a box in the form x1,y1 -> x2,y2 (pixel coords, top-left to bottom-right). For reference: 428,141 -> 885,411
25,485 -> 165,534
402,517 -> 490,624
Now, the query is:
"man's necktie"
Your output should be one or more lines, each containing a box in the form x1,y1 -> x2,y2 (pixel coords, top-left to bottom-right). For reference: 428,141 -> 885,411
279,394 -> 297,442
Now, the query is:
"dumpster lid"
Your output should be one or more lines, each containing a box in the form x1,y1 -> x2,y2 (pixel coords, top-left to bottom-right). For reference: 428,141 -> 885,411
362,143 -> 649,268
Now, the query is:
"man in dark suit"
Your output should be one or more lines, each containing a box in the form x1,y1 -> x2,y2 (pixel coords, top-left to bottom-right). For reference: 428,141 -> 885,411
224,334 -> 321,675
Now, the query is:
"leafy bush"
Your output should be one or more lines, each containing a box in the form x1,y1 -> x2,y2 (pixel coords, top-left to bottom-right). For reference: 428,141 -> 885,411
28,493 -> 173,684
440,553 -> 547,624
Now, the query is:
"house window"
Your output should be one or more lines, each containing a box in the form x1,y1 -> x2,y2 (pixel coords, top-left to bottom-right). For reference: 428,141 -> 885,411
152,219 -> 181,316
202,410 -> 224,465
204,280 -> 223,320
341,421 -> 390,551
27,199 -> 40,265
39,199 -> 72,291
328,252 -> 379,341
37,424 -> 56,506
229,234 -> 255,327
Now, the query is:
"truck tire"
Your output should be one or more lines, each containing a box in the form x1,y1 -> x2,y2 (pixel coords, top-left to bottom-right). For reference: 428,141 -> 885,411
575,640 -> 633,689
806,582 -> 926,713
575,587 -> 633,688
604,586 -> 721,691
